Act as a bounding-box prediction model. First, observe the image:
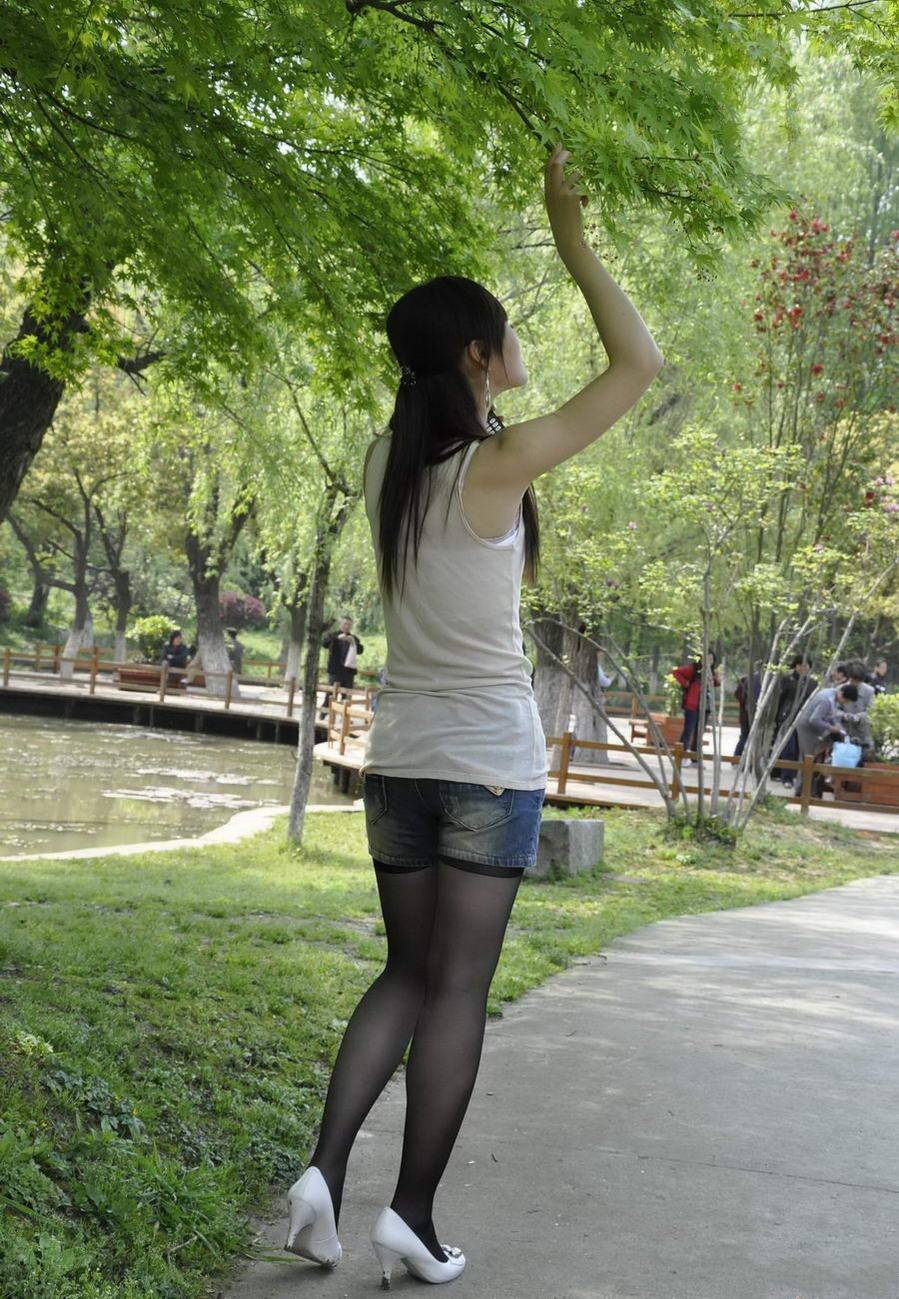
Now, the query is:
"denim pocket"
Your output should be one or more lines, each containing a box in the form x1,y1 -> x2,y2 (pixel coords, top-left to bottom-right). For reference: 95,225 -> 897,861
363,773 -> 388,824
438,781 -> 516,832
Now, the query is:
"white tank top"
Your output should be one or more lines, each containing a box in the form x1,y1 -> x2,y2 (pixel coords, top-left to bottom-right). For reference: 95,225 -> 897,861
360,433 -> 548,790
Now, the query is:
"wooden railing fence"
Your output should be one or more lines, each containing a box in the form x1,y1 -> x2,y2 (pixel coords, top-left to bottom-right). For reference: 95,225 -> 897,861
325,696 -> 375,755
1,645 -> 377,721
546,730 -> 898,815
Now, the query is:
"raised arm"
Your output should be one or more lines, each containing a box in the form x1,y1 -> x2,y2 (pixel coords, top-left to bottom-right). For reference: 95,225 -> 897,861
479,146 -> 663,491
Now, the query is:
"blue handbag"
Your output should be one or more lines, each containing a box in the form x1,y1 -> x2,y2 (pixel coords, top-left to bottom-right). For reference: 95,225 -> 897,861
831,740 -> 862,768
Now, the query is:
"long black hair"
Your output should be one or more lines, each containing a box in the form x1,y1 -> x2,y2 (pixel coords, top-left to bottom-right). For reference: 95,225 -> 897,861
377,275 -> 540,599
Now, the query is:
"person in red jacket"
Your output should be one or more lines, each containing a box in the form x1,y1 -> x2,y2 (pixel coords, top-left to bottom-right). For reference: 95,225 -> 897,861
672,655 -> 720,756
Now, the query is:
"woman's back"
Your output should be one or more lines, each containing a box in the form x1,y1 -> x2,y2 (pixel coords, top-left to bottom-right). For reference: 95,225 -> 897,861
361,433 -> 548,790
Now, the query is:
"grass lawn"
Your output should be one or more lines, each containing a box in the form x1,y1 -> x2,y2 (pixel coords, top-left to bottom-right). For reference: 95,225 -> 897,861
1,806 -> 896,1298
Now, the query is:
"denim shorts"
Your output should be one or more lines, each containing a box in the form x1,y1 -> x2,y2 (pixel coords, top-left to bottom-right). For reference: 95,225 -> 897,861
363,774 -> 546,874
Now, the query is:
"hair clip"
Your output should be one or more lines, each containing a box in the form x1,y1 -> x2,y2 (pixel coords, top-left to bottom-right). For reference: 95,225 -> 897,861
399,364 -> 417,387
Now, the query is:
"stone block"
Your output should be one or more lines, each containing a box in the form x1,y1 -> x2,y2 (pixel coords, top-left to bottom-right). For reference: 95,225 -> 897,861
527,816 -> 604,879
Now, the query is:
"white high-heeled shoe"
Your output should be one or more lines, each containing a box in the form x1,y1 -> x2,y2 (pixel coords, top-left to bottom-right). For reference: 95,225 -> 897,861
284,1167 -> 342,1267
370,1206 -> 465,1288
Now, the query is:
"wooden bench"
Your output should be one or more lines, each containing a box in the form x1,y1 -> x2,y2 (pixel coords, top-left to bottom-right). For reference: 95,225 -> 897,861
114,665 -> 184,693
831,763 -> 899,808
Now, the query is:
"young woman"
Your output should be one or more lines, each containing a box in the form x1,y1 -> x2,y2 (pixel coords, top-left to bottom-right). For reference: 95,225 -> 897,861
283,146 -> 663,1287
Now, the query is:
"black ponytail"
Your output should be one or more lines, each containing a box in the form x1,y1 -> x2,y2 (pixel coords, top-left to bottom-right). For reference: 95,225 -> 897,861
378,276 -> 540,599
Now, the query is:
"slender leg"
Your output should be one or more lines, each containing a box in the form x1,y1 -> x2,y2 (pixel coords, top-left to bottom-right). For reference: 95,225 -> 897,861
308,862 -> 438,1222
390,862 -> 522,1261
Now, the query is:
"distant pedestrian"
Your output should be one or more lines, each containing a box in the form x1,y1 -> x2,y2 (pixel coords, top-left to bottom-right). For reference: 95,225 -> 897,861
225,627 -> 245,675
772,656 -> 816,784
323,616 -> 364,692
162,630 -> 189,669
672,654 -> 720,757
840,661 -> 875,755
734,666 -> 761,758
794,682 -> 858,796
830,661 -> 851,688
870,656 -> 889,695
870,656 -> 889,694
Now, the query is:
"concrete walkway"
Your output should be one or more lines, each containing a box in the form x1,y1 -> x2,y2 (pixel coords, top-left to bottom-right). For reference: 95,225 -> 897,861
226,875 -> 899,1299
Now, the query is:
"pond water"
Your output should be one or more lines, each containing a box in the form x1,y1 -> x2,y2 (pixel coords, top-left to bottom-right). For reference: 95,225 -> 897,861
0,713 -> 353,856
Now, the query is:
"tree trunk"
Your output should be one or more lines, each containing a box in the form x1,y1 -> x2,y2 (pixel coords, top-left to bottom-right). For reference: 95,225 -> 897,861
113,570 -> 132,663
24,579 -> 48,628
93,504 -> 133,664
288,495 -> 353,845
278,617 -> 291,671
59,592 -> 94,680
533,613 -> 569,735
8,512 -> 52,628
284,595 -> 309,682
649,643 -> 660,694
0,302 -> 86,524
287,555 -> 331,847
532,612 -> 573,767
569,628 -> 609,767
58,531 -> 94,680
190,559 -> 237,698
184,512 -> 248,698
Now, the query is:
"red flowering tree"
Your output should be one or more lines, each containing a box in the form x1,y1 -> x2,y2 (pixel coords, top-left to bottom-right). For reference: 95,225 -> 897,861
729,216 -> 897,651
218,591 -> 267,631
734,216 -> 896,545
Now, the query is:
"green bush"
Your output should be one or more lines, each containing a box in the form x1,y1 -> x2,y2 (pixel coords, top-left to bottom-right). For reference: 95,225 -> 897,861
128,616 -> 176,664
870,693 -> 899,761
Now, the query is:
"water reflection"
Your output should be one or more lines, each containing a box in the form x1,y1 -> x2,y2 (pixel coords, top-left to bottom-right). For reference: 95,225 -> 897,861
0,713 -> 352,855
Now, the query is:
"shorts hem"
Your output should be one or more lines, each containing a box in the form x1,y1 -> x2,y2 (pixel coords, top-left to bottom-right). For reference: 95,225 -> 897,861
367,849 -> 437,868
439,854 -> 528,875
437,847 -> 537,868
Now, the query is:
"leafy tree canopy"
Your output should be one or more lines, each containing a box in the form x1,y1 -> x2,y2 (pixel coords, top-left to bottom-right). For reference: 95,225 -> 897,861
3,0 -> 894,389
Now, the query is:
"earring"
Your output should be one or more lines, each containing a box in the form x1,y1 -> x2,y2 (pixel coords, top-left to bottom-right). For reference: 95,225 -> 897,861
484,369 -> 503,435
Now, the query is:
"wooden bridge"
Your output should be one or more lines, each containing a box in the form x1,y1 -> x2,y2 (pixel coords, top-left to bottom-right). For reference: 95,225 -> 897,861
0,643 -> 377,746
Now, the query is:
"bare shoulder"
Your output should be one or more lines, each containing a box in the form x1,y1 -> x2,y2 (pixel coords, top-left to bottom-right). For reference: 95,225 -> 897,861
461,435 -> 531,538
362,432 -> 389,483
465,417 -> 566,495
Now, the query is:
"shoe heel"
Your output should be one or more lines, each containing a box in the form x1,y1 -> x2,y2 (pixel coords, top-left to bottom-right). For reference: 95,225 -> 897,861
285,1195 -> 314,1251
372,1240 -> 402,1289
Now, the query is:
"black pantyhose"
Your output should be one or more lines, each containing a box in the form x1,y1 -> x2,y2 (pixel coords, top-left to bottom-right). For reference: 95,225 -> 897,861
308,859 -> 522,1263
